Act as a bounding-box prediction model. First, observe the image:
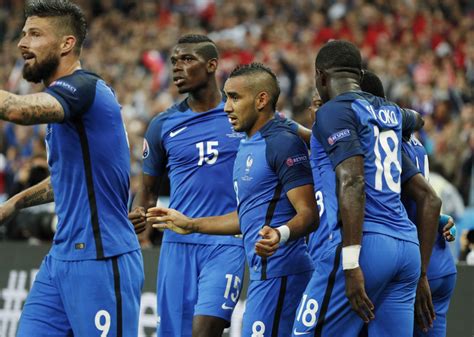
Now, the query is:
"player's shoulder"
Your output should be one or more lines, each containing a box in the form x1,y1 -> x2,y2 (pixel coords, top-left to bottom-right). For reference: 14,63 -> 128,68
261,118 -> 306,152
260,118 -> 298,139
48,69 -> 101,95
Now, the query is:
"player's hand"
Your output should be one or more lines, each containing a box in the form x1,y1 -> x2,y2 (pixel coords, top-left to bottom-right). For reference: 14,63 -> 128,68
0,199 -> 18,225
441,216 -> 456,242
147,207 -> 194,235
129,207 -> 147,234
344,267 -> 375,323
415,275 -> 435,332
255,226 -> 280,257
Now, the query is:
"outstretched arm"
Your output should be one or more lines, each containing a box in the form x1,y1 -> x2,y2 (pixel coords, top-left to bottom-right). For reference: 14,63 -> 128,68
148,207 -> 241,235
0,177 -> 54,224
0,91 -> 64,125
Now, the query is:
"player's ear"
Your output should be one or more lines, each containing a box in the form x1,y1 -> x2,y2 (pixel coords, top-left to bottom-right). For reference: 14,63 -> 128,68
255,91 -> 269,111
207,58 -> 218,73
60,35 -> 76,56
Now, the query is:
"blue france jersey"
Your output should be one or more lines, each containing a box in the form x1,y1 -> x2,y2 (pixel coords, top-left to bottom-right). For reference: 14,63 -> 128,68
233,119 -> 314,280
308,133 -> 340,261
143,99 -> 243,246
44,70 -> 139,260
313,91 -> 418,244
401,136 -> 456,279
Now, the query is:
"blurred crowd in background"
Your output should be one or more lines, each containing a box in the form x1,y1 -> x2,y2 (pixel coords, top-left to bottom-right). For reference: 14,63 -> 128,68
0,0 -> 473,261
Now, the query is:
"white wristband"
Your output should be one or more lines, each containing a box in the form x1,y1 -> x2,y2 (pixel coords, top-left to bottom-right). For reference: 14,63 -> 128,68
342,245 -> 361,270
276,225 -> 290,245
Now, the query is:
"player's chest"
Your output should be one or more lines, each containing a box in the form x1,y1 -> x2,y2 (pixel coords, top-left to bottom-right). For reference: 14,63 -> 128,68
163,121 -> 243,166
233,143 -> 277,194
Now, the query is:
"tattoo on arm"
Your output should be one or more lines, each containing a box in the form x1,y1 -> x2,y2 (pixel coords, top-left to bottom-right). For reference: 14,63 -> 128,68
18,182 -> 55,209
0,92 -> 64,125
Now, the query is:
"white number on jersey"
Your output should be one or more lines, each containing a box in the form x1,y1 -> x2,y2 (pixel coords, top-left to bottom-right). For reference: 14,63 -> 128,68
95,310 -> 111,336
315,190 -> 324,217
224,274 -> 241,302
196,141 -> 219,166
251,321 -> 266,337
373,125 -> 401,193
415,154 -> 430,180
296,294 -> 319,327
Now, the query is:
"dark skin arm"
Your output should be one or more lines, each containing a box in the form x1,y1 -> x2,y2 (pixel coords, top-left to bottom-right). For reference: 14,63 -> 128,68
0,92 -> 64,125
255,184 -> 318,257
336,155 -> 375,323
130,173 -> 161,234
402,173 -> 441,332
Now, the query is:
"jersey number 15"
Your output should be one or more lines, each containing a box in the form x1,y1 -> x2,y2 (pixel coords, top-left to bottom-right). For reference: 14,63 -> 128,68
196,141 -> 219,166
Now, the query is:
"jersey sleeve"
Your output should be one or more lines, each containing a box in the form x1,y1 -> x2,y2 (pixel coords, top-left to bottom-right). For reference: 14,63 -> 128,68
142,115 -> 167,177
400,150 -> 420,184
45,73 -> 97,121
314,103 -> 364,168
266,132 -> 313,193
401,108 -> 419,138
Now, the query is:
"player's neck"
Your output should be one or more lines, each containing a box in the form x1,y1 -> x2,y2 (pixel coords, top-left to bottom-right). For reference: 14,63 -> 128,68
187,81 -> 222,113
329,78 -> 360,99
43,58 -> 82,87
246,112 -> 274,138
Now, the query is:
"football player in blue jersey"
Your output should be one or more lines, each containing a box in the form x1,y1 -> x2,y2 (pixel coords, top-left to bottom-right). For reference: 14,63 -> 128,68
361,70 -> 457,337
292,40 -> 424,337
148,63 -> 318,336
129,34 -> 246,337
0,1 -> 143,336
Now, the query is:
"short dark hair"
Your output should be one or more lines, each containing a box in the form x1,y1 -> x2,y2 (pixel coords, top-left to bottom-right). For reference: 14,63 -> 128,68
177,34 -> 219,60
25,0 -> 87,55
229,63 -> 280,111
315,40 -> 362,73
361,70 -> 385,98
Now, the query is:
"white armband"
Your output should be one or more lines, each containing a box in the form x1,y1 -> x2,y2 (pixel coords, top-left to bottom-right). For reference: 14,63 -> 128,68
342,245 -> 361,270
276,225 -> 290,245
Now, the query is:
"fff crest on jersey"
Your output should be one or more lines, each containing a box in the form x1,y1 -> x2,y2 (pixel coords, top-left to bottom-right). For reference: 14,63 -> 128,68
242,154 -> 254,181
246,155 -> 253,169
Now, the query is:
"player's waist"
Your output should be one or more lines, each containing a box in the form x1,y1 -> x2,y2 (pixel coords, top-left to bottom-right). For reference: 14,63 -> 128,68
162,230 -> 243,246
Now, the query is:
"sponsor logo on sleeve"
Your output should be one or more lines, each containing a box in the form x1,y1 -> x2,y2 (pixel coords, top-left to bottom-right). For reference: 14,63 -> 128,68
49,80 -> 77,94
286,154 -> 308,167
327,129 -> 350,145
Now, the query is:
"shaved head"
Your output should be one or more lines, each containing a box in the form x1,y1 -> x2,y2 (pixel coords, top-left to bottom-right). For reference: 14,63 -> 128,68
228,63 -> 280,110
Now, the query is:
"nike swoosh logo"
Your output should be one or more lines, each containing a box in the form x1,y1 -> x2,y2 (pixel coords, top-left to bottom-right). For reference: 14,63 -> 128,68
169,127 -> 187,137
293,330 -> 311,335
221,303 -> 234,310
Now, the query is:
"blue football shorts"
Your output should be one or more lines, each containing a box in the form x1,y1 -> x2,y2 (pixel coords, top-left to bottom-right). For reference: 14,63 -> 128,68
156,242 -> 245,337
242,271 -> 312,337
413,273 -> 456,337
17,249 -> 144,337
292,233 -> 421,337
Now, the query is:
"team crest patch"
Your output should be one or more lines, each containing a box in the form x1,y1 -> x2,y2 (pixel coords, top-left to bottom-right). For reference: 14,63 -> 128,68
142,139 -> 150,159
328,129 -> 351,145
